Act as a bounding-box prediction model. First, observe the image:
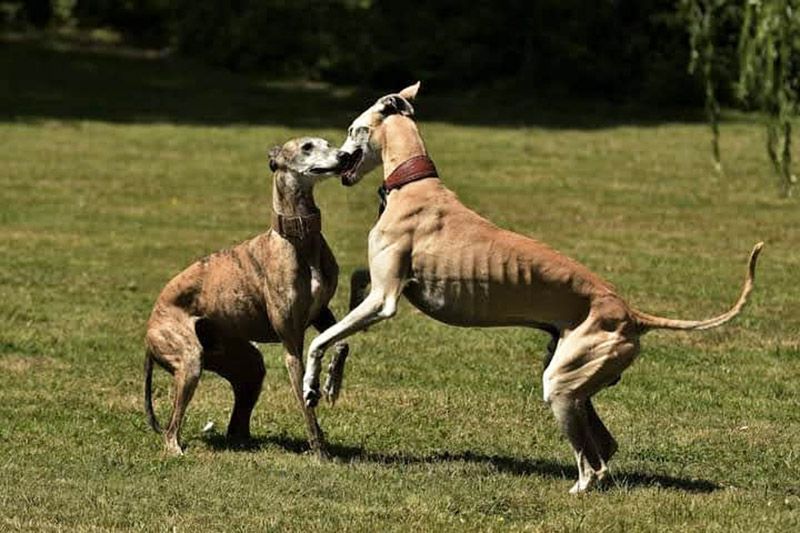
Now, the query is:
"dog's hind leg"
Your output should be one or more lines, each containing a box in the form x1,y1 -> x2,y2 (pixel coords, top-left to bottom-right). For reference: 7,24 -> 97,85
548,394 -> 608,494
586,398 -> 617,463
164,352 -> 202,455
348,268 -> 371,311
538,324 -> 560,372
204,338 -> 265,442
542,315 -> 639,493
145,309 -> 204,455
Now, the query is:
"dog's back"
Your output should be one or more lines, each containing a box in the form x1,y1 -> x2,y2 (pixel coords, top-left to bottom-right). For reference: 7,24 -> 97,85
149,232 -> 280,343
380,179 -> 612,328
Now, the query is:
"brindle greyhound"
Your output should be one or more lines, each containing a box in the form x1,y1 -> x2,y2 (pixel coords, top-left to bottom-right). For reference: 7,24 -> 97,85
145,137 -> 353,456
303,83 -> 763,493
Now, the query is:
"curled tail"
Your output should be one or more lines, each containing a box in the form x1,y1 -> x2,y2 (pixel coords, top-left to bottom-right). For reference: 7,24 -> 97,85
634,242 -> 763,333
144,347 -> 162,433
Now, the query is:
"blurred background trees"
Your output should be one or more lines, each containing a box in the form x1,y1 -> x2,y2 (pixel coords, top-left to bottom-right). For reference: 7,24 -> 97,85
3,0 -> 796,194
681,0 -> 741,172
5,0 -> 699,102
737,0 -> 799,196
5,1 -> 795,106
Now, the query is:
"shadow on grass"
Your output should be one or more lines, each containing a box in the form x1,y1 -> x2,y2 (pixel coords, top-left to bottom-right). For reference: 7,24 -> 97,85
202,433 -> 719,494
1,37 -> 705,129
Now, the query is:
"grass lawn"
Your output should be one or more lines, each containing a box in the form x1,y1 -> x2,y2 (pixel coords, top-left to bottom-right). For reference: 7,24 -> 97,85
1,39 -> 798,531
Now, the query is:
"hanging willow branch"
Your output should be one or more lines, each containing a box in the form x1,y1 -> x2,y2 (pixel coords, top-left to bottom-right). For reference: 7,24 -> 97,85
738,0 -> 799,197
684,0 -> 725,173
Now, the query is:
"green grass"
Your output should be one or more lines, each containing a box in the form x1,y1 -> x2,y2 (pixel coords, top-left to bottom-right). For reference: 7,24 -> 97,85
1,39 -> 799,531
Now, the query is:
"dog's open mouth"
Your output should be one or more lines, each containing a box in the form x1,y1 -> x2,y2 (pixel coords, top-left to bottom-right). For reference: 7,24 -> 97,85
309,165 -> 338,175
340,148 -> 363,186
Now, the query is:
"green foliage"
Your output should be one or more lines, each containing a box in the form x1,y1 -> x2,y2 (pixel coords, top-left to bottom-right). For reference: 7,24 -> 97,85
683,0 -> 727,171
193,0 -> 691,100
51,0 -> 76,27
738,0 -> 799,197
171,0 -> 369,78
19,0 -> 50,27
680,0 -> 798,196
9,0 -> 701,102
0,2 -> 24,27
71,0 -> 174,45
681,1 -> 745,172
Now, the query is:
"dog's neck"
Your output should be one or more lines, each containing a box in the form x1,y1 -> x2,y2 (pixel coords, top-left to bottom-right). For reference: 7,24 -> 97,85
381,116 -> 427,179
270,171 -> 322,242
272,171 -> 319,218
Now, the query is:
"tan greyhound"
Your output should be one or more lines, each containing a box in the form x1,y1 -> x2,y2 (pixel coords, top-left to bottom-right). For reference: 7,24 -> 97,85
303,83 -> 763,493
145,137 -> 353,456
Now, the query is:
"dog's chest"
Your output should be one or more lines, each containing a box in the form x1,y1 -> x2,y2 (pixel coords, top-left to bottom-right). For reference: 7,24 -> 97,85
308,265 -> 328,312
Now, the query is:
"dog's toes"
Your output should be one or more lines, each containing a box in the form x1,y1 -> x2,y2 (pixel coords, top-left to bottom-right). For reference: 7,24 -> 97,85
322,382 -> 338,407
323,372 -> 343,406
315,446 -> 331,462
569,473 -> 601,495
165,443 -> 185,457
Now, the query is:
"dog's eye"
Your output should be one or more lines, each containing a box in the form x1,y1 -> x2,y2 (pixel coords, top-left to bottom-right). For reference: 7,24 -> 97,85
302,142 -> 314,152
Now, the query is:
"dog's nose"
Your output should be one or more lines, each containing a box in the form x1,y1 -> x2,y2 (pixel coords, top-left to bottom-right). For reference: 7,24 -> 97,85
337,151 -> 351,163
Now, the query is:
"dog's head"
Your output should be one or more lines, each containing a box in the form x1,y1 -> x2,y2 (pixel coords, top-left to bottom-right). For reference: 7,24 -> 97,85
268,137 -> 352,185
338,82 -> 420,186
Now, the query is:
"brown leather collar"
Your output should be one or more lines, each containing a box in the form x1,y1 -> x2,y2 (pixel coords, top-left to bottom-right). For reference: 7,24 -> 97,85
383,155 -> 438,191
271,211 -> 321,240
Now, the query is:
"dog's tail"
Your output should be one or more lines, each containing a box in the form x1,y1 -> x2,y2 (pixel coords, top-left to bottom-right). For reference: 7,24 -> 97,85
633,242 -> 763,333
144,347 -> 162,434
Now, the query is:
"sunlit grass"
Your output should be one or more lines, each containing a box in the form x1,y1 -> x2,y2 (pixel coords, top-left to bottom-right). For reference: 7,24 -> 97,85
1,41 -> 798,531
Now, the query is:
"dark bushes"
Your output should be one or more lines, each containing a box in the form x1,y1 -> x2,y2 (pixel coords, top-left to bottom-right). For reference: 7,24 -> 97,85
13,0 -> 716,104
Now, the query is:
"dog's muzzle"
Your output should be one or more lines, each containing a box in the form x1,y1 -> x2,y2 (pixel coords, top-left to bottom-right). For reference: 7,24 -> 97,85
310,151 -> 355,175
340,148 -> 364,186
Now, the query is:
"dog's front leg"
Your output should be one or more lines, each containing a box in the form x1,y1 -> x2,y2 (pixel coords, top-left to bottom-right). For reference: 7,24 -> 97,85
282,340 -> 327,458
304,243 -> 409,407
312,306 -> 350,406
304,290 -> 398,407
323,343 -> 349,406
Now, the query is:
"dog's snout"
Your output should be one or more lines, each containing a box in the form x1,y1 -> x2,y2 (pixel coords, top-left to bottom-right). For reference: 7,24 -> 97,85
337,150 -> 351,163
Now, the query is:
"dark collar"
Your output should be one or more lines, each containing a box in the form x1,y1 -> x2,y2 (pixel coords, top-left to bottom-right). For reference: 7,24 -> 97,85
271,211 -> 321,240
378,155 -> 439,216
383,155 -> 438,191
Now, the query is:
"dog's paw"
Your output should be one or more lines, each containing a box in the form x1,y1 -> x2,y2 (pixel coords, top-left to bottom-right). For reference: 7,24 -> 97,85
569,471 -> 603,495
304,387 -> 321,408
313,445 -> 331,463
323,373 -> 342,406
303,350 -> 324,407
164,443 -> 185,457
333,342 -> 350,359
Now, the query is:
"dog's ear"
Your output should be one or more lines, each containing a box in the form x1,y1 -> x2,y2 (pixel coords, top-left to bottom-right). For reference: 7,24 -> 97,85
398,81 -> 421,101
381,95 -> 415,118
268,145 -> 282,172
